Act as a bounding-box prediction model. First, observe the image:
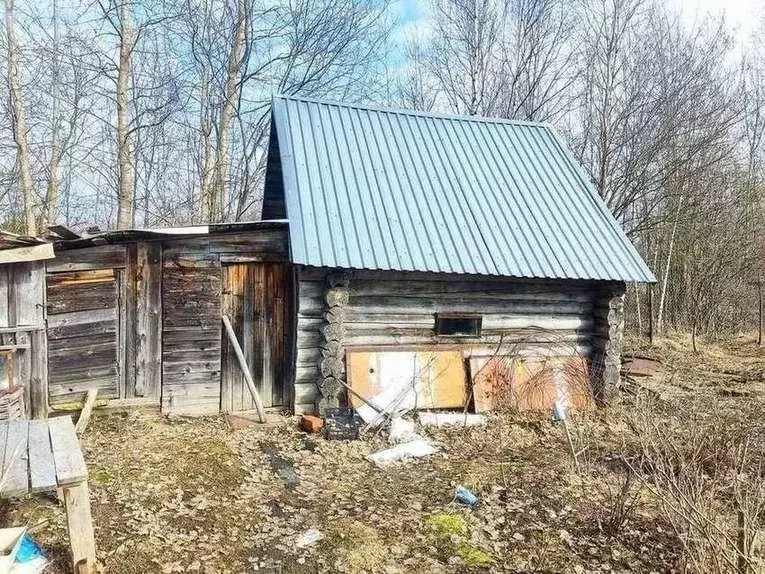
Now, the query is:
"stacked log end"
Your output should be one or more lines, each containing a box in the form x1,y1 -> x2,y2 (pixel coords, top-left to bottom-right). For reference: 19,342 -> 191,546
317,273 -> 349,414
592,286 -> 625,402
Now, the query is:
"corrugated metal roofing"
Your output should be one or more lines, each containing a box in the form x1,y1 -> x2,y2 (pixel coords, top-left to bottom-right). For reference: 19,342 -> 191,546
267,95 -> 655,282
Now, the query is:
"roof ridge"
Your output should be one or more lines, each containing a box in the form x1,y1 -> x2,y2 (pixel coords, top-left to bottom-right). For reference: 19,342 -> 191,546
273,94 -> 552,129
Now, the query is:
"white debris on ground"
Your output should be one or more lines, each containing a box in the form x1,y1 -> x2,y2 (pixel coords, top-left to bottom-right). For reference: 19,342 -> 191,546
418,412 -> 487,427
294,528 -> 324,548
366,438 -> 439,467
386,416 -> 420,444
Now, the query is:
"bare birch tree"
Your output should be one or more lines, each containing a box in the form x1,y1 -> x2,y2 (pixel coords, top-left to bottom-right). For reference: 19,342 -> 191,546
210,0 -> 247,222
41,0 -> 61,229
4,0 -> 36,234
114,0 -> 134,229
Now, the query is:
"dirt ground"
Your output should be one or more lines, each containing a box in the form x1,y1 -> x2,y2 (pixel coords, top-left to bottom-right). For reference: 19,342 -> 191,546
4,333 -> 764,573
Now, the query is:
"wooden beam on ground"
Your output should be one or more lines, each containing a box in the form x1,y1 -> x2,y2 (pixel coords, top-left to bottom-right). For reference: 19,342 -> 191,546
75,389 -> 99,436
221,315 -> 266,423
63,481 -> 96,574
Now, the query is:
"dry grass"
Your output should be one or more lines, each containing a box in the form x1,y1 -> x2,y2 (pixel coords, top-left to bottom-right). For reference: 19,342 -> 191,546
1,333 -> 761,573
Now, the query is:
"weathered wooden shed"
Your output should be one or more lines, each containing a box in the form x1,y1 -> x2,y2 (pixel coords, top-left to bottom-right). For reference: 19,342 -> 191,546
0,222 -> 292,417
0,97 -> 654,420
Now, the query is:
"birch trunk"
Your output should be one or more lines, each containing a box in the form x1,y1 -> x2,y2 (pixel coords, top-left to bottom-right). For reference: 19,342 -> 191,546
758,270 -> 763,347
4,0 -> 36,235
116,0 -> 135,229
657,194 -> 684,334
212,0 -> 247,222
42,0 -> 61,230
634,282 -> 643,335
200,69 -> 215,221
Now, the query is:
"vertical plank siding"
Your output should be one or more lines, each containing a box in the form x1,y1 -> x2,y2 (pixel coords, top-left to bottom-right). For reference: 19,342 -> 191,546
0,262 -> 47,417
2,226 -> 291,418
160,229 -> 290,415
294,267 -> 620,414
220,264 -> 246,413
161,242 -> 222,416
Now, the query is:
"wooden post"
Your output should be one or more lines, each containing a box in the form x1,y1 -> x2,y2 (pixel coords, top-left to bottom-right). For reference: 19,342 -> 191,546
135,242 -> 162,399
63,481 -> 97,574
121,245 -> 137,399
221,315 -> 266,423
29,328 -> 48,419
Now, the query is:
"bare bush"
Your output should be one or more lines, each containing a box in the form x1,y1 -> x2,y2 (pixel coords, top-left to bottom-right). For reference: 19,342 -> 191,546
599,468 -> 643,537
626,396 -> 765,573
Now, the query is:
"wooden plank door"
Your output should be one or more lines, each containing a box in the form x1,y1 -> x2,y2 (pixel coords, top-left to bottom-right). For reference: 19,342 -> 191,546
221,263 -> 290,412
46,269 -> 120,406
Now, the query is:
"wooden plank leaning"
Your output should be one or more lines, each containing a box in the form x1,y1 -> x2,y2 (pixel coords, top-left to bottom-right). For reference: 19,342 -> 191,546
75,389 -> 99,436
221,315 -> 266,423
63,481 -> 96,574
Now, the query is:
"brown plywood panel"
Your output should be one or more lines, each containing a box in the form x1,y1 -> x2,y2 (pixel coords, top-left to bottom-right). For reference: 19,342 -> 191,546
346,350 -> 467,410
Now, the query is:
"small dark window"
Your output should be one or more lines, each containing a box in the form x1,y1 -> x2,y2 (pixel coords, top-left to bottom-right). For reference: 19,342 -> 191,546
435,314 -> 482,337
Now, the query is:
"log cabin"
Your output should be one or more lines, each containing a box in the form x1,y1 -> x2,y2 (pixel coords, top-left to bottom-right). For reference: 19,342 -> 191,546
0,97 -> 654,419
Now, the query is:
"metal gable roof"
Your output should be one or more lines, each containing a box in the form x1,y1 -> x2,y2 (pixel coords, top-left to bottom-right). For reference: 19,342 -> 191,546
267,95 -> 656,282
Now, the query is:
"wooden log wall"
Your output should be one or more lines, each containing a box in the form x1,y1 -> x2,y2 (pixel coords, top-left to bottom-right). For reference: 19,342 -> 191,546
294,267 -> 623,414
591,284 -> 627,400
316,272 -> 349,413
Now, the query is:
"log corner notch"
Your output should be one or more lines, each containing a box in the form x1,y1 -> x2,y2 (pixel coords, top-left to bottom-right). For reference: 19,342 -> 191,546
592,282 -> 626,402
316,272 -> 349,414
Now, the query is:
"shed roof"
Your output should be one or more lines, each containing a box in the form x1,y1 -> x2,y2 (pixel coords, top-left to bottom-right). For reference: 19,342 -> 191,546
264,96 -> 655,283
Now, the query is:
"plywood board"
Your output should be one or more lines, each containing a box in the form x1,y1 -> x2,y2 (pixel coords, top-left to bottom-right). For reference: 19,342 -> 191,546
347,350 -> 467,410
470,355 -> 592,413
